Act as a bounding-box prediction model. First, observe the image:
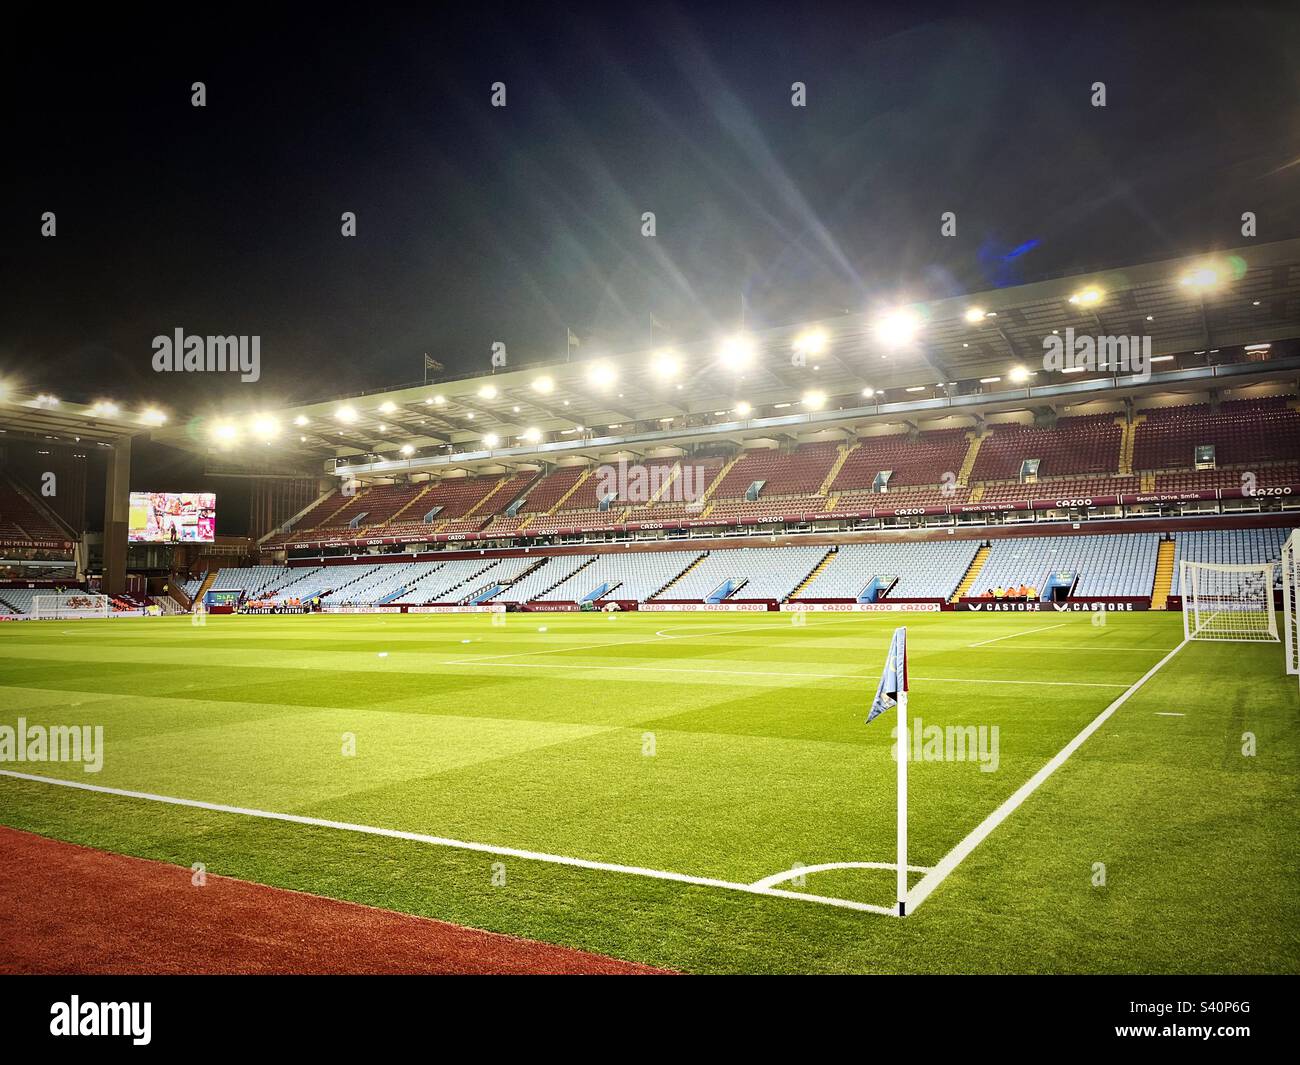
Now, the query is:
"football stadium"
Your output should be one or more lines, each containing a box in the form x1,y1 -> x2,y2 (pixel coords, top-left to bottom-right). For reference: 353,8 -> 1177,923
1,5 -> 1298,1020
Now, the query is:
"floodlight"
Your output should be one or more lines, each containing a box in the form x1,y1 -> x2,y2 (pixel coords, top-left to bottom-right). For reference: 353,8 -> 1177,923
651,350 -> 681,380
718,334 -> 756,370
792,327 -> 828,355
587,362 -> 617,389
874,308 -> 921,347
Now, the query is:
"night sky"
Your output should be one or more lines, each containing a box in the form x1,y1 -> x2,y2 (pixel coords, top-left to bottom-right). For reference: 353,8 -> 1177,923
3,3 -> 1299,417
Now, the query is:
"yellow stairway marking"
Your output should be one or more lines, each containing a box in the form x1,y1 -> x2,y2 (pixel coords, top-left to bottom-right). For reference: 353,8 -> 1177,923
950,544 -> 991,603
790,548 -> 836,598
1150,539 -> 1176,609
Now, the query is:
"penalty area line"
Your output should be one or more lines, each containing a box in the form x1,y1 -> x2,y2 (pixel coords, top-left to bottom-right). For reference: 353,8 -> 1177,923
904,639 -> 1189,917
0,769 -> 896,917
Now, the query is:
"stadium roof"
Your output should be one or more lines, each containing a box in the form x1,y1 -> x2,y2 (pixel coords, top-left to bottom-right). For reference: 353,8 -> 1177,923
0,393 -> 158,452
6,238 -> 1300,472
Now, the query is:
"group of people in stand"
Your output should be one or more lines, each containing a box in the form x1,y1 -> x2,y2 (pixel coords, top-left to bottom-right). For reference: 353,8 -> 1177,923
977,583 -> 1039,601
241,596 -> 320,611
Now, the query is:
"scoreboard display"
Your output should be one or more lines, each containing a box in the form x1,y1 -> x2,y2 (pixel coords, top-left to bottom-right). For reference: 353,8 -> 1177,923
203,589 -> 242,613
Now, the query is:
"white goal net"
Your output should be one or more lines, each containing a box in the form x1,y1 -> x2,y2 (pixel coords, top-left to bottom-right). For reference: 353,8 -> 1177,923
1181,561 -> 1278,643
1283,530 -> 1299,682
31,593 -> 112,620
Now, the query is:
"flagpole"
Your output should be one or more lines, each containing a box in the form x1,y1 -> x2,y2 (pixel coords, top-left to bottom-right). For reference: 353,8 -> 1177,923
897,687 -> 908,916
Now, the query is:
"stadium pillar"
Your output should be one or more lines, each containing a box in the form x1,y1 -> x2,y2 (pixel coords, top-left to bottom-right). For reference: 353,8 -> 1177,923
102,437 -> 131,596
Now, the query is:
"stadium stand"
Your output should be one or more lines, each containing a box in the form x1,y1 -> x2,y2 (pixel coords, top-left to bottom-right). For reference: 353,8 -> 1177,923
970,416 -> 1123,481
396,557 -> 524,604
795,541 -> 981,601
0,589 -> 39,614
535,550 -> 703,602
321,562 -> 425,605
977,477 -> 1136,505
974,534 -> 1160,599
203,565 -> 302,598
710,443 -> 839,500
834,484 -> 972,512
1170,527 -> 1290,594
0,476 -> 72,543
1151,464 -> 1300,494
1133,396 -> 1300,470
653,545 -> 828,602
832,429 -> 970,490
489,555 -> 597,604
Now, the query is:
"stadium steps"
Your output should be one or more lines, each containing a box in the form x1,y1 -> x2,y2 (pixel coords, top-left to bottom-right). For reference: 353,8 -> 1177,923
789,547 -> 837,599
968,484 -> 986,504
461,475 -> 520,520
616,464 -> 683,523
950,544 -> 991,602
427,561 -> 500,603
653,551 -> 708,598
547,469 -> 593,514
1140,472 -> 1157,492
818,446 -> 857,494
700,454 -> 743,503
504,556 -> 550,588
534,556 -> 597,600
195,570 -> 220,603
1117,416 -> 1142,475
956,432 -> 985,487
1150,539 -> 1177,609
315,491 -> 363,528
165,581 -> 193,612
383,484 -> 433,525
647,463 -> 682,503
824,491 -> 841,512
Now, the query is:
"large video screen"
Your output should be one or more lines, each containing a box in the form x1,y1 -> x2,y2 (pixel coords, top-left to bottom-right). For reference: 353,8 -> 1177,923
128,492 -> 216,543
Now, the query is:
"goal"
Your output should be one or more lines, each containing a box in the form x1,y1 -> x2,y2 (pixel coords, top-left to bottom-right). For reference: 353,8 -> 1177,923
31,592 -> 112,620
1181,561 -> 1278,643
1283,530 -> 1300,682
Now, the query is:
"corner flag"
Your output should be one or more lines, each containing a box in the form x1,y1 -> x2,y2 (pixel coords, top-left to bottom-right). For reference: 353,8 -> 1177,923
866,626 -> 909,916
867,626 -> 908,724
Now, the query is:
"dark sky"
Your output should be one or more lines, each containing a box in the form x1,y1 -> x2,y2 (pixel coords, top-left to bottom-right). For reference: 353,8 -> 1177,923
3,2 -> 1299,417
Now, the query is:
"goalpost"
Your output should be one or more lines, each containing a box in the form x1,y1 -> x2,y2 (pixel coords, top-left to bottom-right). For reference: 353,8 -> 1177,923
1283,530 -> 1300,684
1180,560 -> 1278,643
31,593 -> 112,620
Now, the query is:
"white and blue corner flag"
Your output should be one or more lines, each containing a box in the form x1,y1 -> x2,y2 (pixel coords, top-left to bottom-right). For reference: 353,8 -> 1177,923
867,626 -> 908,724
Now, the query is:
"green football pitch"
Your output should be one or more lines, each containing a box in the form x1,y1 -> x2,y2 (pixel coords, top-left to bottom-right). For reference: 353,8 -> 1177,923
1,610 -> 1297,974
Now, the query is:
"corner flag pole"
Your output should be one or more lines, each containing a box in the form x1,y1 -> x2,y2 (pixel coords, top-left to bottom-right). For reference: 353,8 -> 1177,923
897,686 -> 908,917
867,625 -> 909,917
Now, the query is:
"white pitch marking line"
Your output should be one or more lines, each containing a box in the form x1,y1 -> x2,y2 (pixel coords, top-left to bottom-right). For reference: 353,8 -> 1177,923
751,860 -> 933,891
0,769 -> 896,917
905,639 -> 1189,917
968,622 -> 1067,647
1154,712 -> 1186,717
